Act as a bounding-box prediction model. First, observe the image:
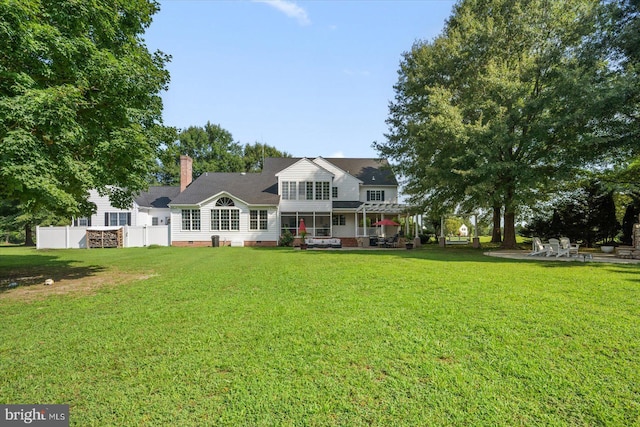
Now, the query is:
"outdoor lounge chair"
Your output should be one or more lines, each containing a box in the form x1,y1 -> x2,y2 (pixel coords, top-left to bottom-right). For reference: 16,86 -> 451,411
560,237 -> 580,257
528,237 -> 549,256
546,238 -> 561,257
385,234 -> 399,248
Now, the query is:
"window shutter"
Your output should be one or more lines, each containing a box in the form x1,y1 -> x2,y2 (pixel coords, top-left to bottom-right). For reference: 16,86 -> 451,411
127,213 -> 132,226
88,217 -> 92,226
105,213 -> 109,226
381,191 -> 385,201
73,218 -> 78,227
366,191 -> 370,202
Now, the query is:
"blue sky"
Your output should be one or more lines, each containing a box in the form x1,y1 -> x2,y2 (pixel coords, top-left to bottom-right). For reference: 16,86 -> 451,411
144,0 -> 457,158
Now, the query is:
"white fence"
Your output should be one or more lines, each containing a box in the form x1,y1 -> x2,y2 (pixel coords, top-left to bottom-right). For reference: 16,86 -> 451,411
36,226 -> 170,249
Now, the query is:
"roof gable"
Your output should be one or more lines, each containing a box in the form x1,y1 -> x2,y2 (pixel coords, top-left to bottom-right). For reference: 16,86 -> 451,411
312,157 -> 363,184
274,157 -> 333,177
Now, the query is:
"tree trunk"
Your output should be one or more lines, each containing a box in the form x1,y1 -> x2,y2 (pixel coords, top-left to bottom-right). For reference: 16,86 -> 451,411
24,223 -> 35,246
491,205 -> 502,243
501,210 -> 517,249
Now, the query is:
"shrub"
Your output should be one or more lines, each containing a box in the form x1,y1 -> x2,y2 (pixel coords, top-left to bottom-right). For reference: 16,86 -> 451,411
278,230 -> 294,247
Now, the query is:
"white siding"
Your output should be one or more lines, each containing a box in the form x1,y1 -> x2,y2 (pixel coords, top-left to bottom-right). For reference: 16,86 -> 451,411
313,158 -> 361,201
361,186 -> 398,203
170,197 -> 279,244
138,208 -> 172,226
82,189 -> 139,226
277,158 -> 334,212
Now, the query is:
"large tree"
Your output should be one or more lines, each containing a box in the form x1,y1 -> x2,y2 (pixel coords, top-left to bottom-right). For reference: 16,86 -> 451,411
156,122 -> 244,184
601,0 -> 640,187
375,0 -> 620,248
156,124 -> 290,184
242,142 -> 291,173
0,0 -> 170,220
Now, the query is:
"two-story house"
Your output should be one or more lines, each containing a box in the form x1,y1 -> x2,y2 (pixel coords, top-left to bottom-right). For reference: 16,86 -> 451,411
72,155 -> 405,247
168,156 -> 405,247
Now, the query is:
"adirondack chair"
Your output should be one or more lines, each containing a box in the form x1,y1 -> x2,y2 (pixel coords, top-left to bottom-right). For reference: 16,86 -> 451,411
528,237 -> 549,256
546,238 -> 560,257
560,237 -> 580,257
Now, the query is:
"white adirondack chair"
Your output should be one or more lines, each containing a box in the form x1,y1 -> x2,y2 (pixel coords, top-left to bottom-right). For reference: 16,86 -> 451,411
528,237 -> 549,256
547,238 -> 560,257
560,237 -> 580,257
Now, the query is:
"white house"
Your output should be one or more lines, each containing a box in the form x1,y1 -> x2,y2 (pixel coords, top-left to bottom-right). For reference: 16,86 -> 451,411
168,156 -> 405,247
74,155 -> 405,247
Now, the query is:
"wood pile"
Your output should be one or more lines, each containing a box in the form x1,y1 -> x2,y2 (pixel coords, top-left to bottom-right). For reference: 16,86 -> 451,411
87,228 -> 123,248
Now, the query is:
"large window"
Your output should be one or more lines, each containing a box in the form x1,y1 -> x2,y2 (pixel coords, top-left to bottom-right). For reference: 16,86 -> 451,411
282,181 -> 296,200
105,212 -> 131,226
250,210 -> 268,230
181,209 -> 201,230
306,182 -> 314,200
211,197 -> 239,230
283,181 -> 331,201
366,190 -> 385,202
321,182 -> 330,200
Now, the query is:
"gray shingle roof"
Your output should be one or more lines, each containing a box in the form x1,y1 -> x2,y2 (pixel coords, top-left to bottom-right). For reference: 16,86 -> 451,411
169,172 -> 280,206
324,158 -> 397,186
263,157 -> 397,186
134,186 -> 181,208
169,157 -> 397,206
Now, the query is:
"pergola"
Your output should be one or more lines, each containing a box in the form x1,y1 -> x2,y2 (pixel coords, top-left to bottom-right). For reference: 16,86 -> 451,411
354,202 -> 410,237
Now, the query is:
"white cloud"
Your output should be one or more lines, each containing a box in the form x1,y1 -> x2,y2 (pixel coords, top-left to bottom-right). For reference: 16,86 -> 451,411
330,151 -> 345,158
254,0 -> 311,26
343,68 -> 371,77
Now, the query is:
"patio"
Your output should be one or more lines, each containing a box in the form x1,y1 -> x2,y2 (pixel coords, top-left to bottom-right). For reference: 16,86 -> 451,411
484,250 -> 640,264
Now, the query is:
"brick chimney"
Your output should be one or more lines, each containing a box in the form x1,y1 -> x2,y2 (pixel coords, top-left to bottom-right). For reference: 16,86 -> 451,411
180,155 -> 193,192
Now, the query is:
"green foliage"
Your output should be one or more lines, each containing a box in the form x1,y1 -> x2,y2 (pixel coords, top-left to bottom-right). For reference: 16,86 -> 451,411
278,229 -> 294,247
620,196 -> 640,245
375,0 -> 628,249
0,0 -> 171,217
155,125 -> 290,184
520,181 -> 621,246
243,142 -> 291,173
1,246 -> 639,425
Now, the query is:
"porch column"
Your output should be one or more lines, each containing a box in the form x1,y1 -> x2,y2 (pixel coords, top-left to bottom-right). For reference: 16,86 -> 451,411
354,211 -> 358,237
362,205 -> 367,236
472,213 -> 480,248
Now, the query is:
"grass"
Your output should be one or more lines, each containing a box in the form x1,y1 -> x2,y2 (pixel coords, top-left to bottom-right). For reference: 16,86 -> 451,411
1,245 -> 639,426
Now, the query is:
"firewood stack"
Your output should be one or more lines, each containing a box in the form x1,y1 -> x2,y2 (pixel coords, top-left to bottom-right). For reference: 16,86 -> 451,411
87,228 -> 123,248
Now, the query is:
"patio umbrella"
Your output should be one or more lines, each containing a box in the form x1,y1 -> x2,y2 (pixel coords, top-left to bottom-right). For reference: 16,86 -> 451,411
298,218 -> 307,235
372,218 -> 400,226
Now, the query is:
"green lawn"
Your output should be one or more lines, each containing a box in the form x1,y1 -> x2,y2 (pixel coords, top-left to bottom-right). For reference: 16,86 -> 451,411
1,245 -> 639,426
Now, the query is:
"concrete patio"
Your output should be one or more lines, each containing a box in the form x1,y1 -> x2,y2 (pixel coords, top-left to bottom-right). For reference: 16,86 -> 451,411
484,250 -> 640,264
